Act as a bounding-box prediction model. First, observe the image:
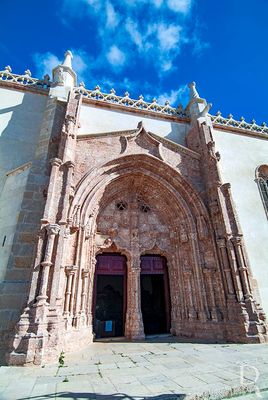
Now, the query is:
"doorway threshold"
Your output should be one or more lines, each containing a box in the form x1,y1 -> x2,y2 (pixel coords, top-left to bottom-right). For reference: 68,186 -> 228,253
145,333 -> 173,340
94,336 -> 127,343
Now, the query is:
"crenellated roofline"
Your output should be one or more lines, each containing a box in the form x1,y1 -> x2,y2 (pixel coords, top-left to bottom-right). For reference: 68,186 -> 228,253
1,66 -> 268,139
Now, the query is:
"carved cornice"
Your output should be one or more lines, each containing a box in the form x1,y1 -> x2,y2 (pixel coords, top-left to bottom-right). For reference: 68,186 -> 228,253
74,84 -> 188,118
211,112 -> 268,138
1,67 -> 267,139
0,66 -> 50,90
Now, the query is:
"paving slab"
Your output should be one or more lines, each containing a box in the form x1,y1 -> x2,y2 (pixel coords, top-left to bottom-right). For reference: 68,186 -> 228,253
1,337 -> 268,399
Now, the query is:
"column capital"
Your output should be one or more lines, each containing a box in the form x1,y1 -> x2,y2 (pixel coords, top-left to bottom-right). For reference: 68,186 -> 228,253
216,238 -> 226,248
41,261 -> 53,268
221,182 -> 231,191
50,158 -> 62,167
46,224 -> 61,236
65,160 -> 75,169
203,267 -> 217,274
82,269 -> 89,278
65,265 -> 78,276
183,269 -> 192,275
231,236 -> 243,245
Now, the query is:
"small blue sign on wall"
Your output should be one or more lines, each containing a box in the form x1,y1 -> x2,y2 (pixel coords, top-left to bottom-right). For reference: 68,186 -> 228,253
105,320 -> 113,332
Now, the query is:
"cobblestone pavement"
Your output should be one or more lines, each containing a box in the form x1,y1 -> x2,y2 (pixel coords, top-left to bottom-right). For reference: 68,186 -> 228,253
1,336 -> 268,400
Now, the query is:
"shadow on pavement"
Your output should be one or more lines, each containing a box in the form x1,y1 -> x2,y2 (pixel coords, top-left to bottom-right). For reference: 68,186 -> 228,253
17,392 -> 186,400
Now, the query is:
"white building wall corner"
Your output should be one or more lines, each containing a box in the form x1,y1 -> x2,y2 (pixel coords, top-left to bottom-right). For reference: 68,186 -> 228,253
213,128 -> 268,314
0,89 -> 66,352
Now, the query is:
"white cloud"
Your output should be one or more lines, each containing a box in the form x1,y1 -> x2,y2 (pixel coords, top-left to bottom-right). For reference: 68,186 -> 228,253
106,1 -> 119,28
33,49 -> 90,83
71,49 -> 90,82
167,0 -> 192,13
157,85 -> 188,106
58,0 -> 207,79
157,23 -> 182,51
151,0 -> 163,7
32,52 -> 61,78
107,45 -> 126,67
161,60 -> 173,72
125,18 -> 143,51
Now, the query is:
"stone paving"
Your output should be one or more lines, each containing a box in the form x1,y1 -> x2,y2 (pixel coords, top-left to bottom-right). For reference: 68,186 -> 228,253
0,336 -> 268,400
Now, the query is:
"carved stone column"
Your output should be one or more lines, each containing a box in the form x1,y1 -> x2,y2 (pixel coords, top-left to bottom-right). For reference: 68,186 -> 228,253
125,257 -> 145,340
42,158 -> 62,223
80,269 -> 89,313
203,268 -> 218,321
64,265 -> 78,329
183,269 -> 197,321
231,236 -> 252,300
35,224 -> 60,306
227,240 -> 244,302
64,266 -> 77,314
216,238 -> 236,299
60,160 -> 75,224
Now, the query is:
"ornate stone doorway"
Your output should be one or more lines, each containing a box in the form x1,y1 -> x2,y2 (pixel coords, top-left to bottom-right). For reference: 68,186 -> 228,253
93,254 -> 127,338
140,255 -> 170,335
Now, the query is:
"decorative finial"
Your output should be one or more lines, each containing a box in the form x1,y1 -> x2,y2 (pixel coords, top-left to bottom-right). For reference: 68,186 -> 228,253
188,81 -> 200,99
62,50 -> 73,69
165,100 -> 170,106
4,65 -> 12,73
52,49 -> 77,89
94,85 -> 101,91
110,88 -> 116,94
139,95 -> 144,100
124,91 -> 129,97
79,81 -> 85,87
152,97 -> 157,103
24,69 -> 31,76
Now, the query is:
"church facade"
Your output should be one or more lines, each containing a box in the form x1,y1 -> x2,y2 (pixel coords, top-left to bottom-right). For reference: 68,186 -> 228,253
0,51 -> 268,365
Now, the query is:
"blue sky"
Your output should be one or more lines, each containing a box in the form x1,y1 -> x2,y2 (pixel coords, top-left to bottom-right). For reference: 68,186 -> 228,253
0,0 -> 268,123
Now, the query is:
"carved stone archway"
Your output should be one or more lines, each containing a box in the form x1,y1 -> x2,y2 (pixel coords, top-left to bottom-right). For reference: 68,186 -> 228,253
65,154 -> 226,342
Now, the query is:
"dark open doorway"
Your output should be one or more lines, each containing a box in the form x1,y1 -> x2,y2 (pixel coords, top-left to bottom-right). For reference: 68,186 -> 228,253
93,254 -> 126,338
140,255 -> 170,335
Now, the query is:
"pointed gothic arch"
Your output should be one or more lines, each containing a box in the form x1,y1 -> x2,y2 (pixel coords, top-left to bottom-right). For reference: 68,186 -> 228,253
63,153 -> 225,340
256,164 -> 268,219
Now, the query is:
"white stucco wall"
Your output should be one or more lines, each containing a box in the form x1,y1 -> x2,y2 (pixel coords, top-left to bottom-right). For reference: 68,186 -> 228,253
78,103 -> 188,146
0,87 -> 47,190
0,86 -> 47,281
214,129 -> 268,314
0,165 -> 30,280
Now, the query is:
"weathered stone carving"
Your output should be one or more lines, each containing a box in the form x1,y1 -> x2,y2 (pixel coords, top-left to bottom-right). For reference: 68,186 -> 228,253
7,83 -> 267,367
